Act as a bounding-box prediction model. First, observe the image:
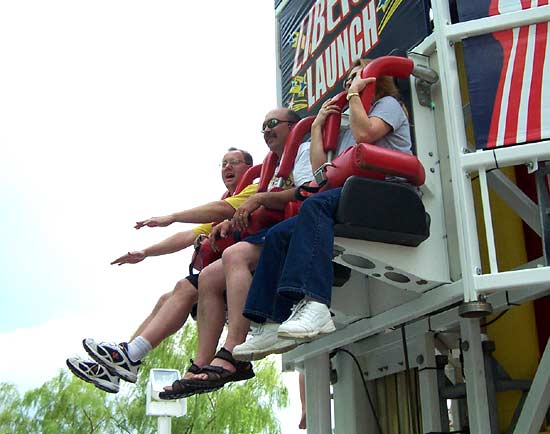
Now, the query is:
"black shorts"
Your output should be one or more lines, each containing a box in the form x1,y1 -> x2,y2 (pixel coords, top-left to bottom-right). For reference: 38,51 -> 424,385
185,273 -> 227,321
185,273 -> 200,320
185,273 -> 199,289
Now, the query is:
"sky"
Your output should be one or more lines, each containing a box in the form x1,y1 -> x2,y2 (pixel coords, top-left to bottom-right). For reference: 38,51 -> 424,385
0,1 -> 303,432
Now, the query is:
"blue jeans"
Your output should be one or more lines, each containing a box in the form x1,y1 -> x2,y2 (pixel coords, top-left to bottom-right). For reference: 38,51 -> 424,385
243,188 -> 342,324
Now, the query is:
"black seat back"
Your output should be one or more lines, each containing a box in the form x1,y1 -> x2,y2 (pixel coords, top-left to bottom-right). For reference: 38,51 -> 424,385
334,176 -> 430,247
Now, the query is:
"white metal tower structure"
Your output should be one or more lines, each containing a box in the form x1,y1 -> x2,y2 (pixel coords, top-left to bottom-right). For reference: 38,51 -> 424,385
277,1 -> 550,433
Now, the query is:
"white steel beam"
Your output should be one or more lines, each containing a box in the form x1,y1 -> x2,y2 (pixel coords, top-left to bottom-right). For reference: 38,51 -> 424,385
417,333 -> 443,433
487,170 -> 541,236
459,317 -> 492,434
474,267 -> 550,294
282,280 -> 464,365
513,339 -> 550,434
445,5 -> 550,43
461,141 -> 550,172
432,0 -> 483,303
332,351 -> 375,434
283,258 -> 548,370
304,353 -> 332,434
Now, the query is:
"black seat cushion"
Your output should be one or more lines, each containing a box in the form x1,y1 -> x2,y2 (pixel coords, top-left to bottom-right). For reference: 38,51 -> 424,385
334,176 -> 430,247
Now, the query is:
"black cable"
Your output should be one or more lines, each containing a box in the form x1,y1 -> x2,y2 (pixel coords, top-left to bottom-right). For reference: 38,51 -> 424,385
469,166 -> 498,183
480,309 -> 509,328
505,290 -> 520,306
335,348 -> 384,434
493,149 -> 499,169
458,338 -> 466,380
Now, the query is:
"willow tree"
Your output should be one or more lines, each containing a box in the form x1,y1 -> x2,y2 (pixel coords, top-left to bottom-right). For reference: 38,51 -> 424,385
0,323 -> 288,434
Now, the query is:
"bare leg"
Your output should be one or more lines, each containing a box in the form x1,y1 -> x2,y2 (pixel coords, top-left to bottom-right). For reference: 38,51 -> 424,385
130,291 -> 171,341
192,258 -> 228,372
196,242 -> 261,375
139,278 -> 198,348
299,371 -> 306,429
222,242 -> 261,351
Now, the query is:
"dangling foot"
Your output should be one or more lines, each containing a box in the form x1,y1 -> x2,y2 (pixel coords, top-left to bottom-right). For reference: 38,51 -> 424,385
299,410 -> 306,429
66,357 -> 120,393
82,338 -> 141,383
179,348 -> 255,390
158,360 -> 222,400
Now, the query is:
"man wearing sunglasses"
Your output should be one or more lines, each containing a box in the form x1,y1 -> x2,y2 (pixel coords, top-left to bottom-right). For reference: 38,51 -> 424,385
70,106 -> 312,394
156,108 -> 314,398
66,147 -> 257,393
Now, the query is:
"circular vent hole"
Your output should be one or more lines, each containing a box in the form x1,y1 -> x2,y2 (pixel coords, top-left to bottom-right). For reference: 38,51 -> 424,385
342,254 -> 376,269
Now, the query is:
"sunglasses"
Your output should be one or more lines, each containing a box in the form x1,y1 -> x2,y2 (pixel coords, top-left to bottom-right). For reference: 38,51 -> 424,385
261,118 -> 293,133
342,71 -> 358,90
221,159 -> 246,168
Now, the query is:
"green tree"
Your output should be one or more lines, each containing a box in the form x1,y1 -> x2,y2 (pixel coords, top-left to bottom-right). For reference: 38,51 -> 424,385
0,323 -> 289,434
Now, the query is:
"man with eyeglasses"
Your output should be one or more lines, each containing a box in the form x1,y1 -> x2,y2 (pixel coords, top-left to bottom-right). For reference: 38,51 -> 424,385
66,147 -> 257,393
71,107 -> 313,395
152,107 -> 314,399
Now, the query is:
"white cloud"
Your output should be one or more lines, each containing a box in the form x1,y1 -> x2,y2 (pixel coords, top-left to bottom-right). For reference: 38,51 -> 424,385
0,312 -> 139,391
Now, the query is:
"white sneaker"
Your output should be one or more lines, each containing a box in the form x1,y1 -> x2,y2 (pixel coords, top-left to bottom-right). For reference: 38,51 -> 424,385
233,323 -> 300,361
82,339 -> 140,383
66,357 -> 120,393
278,299 -> 336,339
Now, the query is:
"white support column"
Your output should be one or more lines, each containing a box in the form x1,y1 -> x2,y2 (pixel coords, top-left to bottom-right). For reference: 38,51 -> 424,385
157,416 -> 171,434
513,339 -> 550,434
332,351 -> 372,434
459,317 -> 492,434
431,0 -> 483,303
417,333 -> 443,433
447,365 -> 465,431
486,169 -> 541,236
305,352 -> 332,434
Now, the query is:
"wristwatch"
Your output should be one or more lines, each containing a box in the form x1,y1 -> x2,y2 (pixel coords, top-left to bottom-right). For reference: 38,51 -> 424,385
346,92 -> 360,101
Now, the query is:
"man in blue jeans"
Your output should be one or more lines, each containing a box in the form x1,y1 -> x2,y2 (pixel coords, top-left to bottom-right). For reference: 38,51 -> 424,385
233,59 -> 413,360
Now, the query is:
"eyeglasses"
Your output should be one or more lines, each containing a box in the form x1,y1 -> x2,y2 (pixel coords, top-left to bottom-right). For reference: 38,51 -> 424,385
221,159 -> 246,168
342,71 -> 358,90
261,118 -> 293,133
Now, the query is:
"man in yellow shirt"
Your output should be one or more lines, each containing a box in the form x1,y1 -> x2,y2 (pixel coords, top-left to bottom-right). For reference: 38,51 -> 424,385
66,147 -> 256,393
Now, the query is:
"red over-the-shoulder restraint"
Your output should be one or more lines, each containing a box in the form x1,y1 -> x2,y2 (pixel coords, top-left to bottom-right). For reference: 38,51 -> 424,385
191,117 -> 316,271
297,56 -> 424,199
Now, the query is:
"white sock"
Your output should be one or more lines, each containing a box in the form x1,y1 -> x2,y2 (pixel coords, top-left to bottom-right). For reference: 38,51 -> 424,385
127,336 -> 152,362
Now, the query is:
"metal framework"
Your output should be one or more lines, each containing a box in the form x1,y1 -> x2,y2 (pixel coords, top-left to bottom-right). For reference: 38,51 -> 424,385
282,2 -> 550,433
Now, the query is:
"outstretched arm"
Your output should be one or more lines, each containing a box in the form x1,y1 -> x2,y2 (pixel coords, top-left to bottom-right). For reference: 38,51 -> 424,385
111,230 -> 198,265
135,200 -> 235,229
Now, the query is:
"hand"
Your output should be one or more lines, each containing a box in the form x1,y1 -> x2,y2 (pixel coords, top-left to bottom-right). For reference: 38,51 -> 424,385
312,99 -> 341,128
232,196 -> 262,231
134,215 -> 174,229
111,250 -> 146,266
209,220 -> 233,253
348,76 -> 376,94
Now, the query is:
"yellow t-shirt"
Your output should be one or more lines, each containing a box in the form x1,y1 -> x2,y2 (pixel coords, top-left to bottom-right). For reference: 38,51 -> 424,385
191,183 -> 259,235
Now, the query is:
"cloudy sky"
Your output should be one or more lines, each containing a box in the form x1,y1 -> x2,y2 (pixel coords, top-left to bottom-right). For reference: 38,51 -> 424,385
0,1 -> 303,432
